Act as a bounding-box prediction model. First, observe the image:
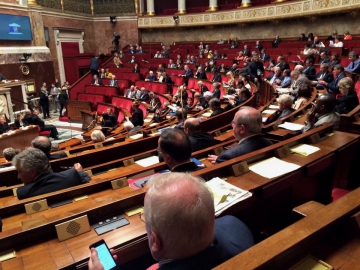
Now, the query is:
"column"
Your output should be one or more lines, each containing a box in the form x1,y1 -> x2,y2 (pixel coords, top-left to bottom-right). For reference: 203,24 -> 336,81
207,0 -> 218,11
28,8 -> 46,47
138,0 -> 145,15
146,0 -> 155,16
238,0 -> 251,8
177,0 -> 186,14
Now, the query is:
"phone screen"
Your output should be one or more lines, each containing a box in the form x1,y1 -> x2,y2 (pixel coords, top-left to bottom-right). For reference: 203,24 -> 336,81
95,243 -> 117,270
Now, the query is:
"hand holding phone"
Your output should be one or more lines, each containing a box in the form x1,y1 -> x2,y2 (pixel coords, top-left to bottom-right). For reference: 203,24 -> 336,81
89,240 -> 118,270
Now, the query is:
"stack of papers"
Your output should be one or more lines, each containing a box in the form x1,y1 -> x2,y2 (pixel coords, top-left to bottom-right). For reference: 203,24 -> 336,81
129,133 -> 143,140
262,109 -> 277,114
149,123 -> 159,127
144,119 -> 152,123
269,105 -> 280,109
223,95 -> 233,99
167,105 -> 178,111
202,112 -> 212,117
206,177 -> 252,216
249,157 -> 300,179
290,144 -> 320,156
277,88 -> 290,94
278,122 -> 304,131
135,156 -> 160,167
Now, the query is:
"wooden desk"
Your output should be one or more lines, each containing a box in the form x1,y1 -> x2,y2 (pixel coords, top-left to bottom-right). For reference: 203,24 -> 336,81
0,126 -> 38,157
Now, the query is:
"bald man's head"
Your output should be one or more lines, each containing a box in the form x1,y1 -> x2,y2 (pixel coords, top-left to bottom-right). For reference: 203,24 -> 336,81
184,118 -> 201,135
232,106 -> 262,140
31,136 -> 52,155
315,94 -> 336,114
25,109 -> 31,115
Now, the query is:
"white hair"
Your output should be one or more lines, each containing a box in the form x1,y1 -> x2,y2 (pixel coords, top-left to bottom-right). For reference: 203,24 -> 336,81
203,91 -> 213,98
278,94 -> 293,108
295,65 -> 304,72
145,173 -> 214,259
124,121 -> 134,131
91,130 -> 105,143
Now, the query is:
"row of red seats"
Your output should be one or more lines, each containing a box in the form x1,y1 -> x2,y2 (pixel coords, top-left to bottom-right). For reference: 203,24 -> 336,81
101,78 -> 130,91
135,81 -> 171,94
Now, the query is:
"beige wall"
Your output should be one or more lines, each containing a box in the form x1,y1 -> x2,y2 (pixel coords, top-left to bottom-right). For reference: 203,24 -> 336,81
140,13 -> 360,45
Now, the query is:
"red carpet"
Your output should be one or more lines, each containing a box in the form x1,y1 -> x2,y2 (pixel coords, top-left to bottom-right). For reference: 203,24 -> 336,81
59,115 -> 69,122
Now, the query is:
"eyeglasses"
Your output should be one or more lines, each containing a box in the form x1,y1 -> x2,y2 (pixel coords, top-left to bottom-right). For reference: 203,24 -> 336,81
139,212 -> 146,223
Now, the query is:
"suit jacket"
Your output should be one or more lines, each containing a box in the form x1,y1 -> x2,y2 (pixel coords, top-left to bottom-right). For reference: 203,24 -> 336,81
183,69 -> 194,78
199,85 -> 209,94
23,114 -> 33,126
303,65 -> 316,80
91,78 -> 103,85
242,48 -> 250,56
39,91 -> 49,106
58,91 -> 68,105
276,107 -> 295,120
212,89 -> 221,99
329,59 -> 339,68
315,71 -> 334,83
48,152 -> 68,160
319,57 -> 330,65
260,53 -> 270,62
267,74 -> 284,85
0,123 -> 9,134
14,119 -> 24,129
89,57 -> 99,70
272,38 -> 281,48
147,75 -> 157,81
336,92 -> 359,114
303,112 -> 340,132
131,108 -> 144,127
109,80 -> 119,87
212,73 -> 221,83
17,168 -> 89,200
277,62 -> 290,71
159,215 -> 254,270
211,108 -> 225,117
139,92 -> 149,101
125,89 -> 135,99
255,44 -> 263,51
171,161 -> 202,173
327,73 -> 346,94
199,96 -> 209,109
345,58 -> 360,73
163,76 -> 173,84
196,71 -> 207,80
189,132 -> 216,152
132,67 -> 140,73
32,115 -> 45,128
216,134 -> 273,163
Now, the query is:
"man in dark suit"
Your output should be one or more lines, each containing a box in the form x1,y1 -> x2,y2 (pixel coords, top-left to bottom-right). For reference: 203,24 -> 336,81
14,149 -> 90,200
266,67 -> 283,86
31,136 -> 67,160
272,35 -> 281,48
89,173 -> 254,270
318,64 -> 346,94
138,87 -> 149,101
198,91 -> 213,110
179,64 -> 194,84
248,53 -> 265,83
212,72 -> 221,83
108,75 -> 119,87
344,51 -> 360,74
319,52 -> 330,65
158,128 -> 201,172
275,56 -> 290,71
89,55 -> 99,75
145,71 -> 157,82
195,66 -> 207,80
255,40 -> 263,51
208,106 -> 272,164
91,74 -> 103,86
0,116 -> 9,134
32,110 -> 59,139
209,98 -> 225,117
302,58 -> 316,80
212,82 -> 221,99
242,44 -> 250,57
197,80 -> 209,94
259,48 -> 270,62
184,118 -> 216,152
130,101 -> 144,127
23,109 -> 33,126
315,63 -> 334,86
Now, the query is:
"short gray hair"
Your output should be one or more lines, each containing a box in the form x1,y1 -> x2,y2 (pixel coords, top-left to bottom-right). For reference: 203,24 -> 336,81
294,65 -> 304,72
349,51 -> 359,58
3,147 -> 16,161
12,148 -> 51,176
91,130 -> 105,143
278,94 -> 293,108
235,106 -> 262,134
145,173 -> 214,258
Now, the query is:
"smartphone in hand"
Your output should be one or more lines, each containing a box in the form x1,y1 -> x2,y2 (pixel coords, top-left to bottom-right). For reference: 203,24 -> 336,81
89,239 -> 119,270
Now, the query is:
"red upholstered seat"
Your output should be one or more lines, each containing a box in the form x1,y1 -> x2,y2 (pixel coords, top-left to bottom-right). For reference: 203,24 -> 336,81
117,110 -> 125,123
355,80 -> 360,102
331,188 -> 350,201
139,103 -> 148,118
112,96 -> 133,112
38,126 -> 50,137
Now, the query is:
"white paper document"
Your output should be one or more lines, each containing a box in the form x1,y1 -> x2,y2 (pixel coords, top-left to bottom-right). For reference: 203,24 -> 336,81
278,122 -> 304,131
206,177 -> 252,216
129,134 -> 143,140
144,119 -> 152,123
262,109 -> 277,114
149,123 -> 159,127
277,88 -> 290,94
269,105 -> 280,109
290,144 -> 320,156
202,112 -> 212,117
249,157 -> 301,179
135,156 -> 160,167
223,95 -> 233,99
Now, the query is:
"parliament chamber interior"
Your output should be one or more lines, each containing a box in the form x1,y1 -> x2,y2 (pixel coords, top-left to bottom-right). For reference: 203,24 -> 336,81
1,0 -> 360,269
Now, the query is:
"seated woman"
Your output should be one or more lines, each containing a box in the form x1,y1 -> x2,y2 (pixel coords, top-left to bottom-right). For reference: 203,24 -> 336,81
292,84 -> 312,110
14,114 -> 25,129
270,94 -> 295,123
336,77 -> 359,114
223,71 -> 235,87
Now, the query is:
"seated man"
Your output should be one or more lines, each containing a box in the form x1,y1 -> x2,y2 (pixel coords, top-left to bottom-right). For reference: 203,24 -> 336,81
302,58 -> 316,80
195,66 -> 207,80
13,148 -> 91,200
344,51 -> 360,74
209,98 -> 224,117
198,91 -> 213,110
23,109 -> 33,126
138,87 -> 149,101
89,173 -> 254,270
3,147 -> 17,162
174,108 -> 187,129
212,83 -> 221,99
108,75 -> 118,87
123,121 -> 142,134
31,136 -> 67,160
208,106 -> 272,164
145,71 -> 157,82
0,116 -> 9,134
318,64 -> 346,94
315,63 -> 334,87
179,65 -> 194,84
184,118 -> 216,152
91,74 -> 103,86
303,94 -> 340,132
266,67 -> 283,86
32,110 -> 59,139
158,128 -> 201,172
197,80 -> 209,94
90,130 -> 105,143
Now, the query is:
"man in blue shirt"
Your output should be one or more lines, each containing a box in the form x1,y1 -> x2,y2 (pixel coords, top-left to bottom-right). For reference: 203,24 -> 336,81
344,51 -> 360,74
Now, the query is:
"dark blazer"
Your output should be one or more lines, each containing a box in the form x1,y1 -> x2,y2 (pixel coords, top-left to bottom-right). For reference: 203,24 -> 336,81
159,215 -> 254,270
276,107 -> 295,120
23,114 -> 33,126
139,92 -> 149,101
272,38 -> 281,48
199,96 -> 209,109
303,65 -> 316,80
91,78 -> 103,85
48,152 -> 68,160
260,53 -> 270,62
131,108 -> 144,127
336,92 -> 359,114
266,74 -> 284,85
216,134 -> 272,163
132,67 -> 140,73
32,115 -> 45,128
211,108 -> 225,117
329,59 -> 339,68
163,76 -> 173,84
277,62 -> 290,71
189,132 -> 216,152
0,122 -> 9,134
39,91 -> 49,106
199,85 -> 209,94
242,48 -> 250,56
58,91 -> 68,105
183,69 -> 194,78
171,161 -> 202,173
212,89 -> 221,99
147,74 -> 157,81
248,61 -> 265,81
327,72 -> 346,94
14,119 -> 24,129
315,71 -> 334,83
109,79 -> 119,87
17,168 -> 89,200
212,73 -> 221,83
89,57 -> 99,71
255,44 -> 263,51
196,71 -> 207,80
319,57 -> 330,65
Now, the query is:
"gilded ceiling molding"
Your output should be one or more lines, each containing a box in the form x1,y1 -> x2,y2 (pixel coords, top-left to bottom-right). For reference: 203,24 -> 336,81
138,0 -> 360,28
